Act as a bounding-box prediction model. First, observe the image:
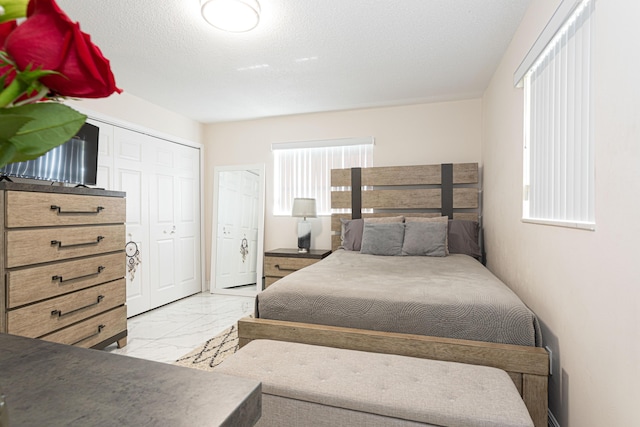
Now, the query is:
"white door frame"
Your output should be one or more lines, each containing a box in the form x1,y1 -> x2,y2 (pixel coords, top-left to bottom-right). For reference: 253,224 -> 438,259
210,163 -> 265,296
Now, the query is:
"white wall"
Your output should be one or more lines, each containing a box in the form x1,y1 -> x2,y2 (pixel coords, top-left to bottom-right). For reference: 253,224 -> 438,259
203,100 -> 482,283
482,1 -> 640,425
65,91 -> 203,143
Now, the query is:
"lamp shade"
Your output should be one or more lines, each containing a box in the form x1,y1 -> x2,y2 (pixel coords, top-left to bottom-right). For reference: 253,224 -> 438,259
292,198 -> 317,218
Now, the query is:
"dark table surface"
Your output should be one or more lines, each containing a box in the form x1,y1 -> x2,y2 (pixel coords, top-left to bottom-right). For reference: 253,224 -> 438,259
0,333 -> 261,426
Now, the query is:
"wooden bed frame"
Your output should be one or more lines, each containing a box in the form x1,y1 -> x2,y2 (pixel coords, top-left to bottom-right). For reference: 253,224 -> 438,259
238,163 -> 548,427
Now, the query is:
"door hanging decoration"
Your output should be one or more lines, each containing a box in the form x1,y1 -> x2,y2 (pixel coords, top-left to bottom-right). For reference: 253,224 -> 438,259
125,238 -> 141,281
240,236 -> 249,263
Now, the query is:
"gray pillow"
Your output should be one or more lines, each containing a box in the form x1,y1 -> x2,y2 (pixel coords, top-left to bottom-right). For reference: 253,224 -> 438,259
405,216 -> 449,254
340,218 -> 364,251
402,221 -> 447,257
448,219 -> 481,259
360,222 -> 405,256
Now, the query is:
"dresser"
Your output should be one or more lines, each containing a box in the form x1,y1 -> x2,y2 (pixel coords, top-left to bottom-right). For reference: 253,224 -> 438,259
264,248 -> 331,288
0,182 -> 127,349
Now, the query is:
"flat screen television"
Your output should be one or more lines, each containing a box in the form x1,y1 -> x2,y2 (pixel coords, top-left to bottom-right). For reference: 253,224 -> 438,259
0,122 -> 99,186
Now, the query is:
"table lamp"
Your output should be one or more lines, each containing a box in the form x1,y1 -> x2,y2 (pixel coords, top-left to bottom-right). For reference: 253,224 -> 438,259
292,198 -> 316,253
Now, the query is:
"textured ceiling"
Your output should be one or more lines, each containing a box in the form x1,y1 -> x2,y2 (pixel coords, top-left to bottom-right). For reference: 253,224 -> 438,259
55,0 -> 531,124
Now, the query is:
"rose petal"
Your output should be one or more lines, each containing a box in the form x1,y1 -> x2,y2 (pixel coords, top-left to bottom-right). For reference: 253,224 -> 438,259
5,0 -> 121,98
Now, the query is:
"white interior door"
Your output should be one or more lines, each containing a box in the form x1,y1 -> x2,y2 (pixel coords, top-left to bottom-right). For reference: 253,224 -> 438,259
215,170 -> 259,288
211,165 -> 265,295
241,170 -> 260,283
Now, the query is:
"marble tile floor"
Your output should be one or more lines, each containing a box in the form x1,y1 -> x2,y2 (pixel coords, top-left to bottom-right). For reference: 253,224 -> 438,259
103,292 -> 255,364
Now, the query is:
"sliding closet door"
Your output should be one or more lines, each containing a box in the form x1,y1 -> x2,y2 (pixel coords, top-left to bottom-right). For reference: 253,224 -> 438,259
95,119 -> 202,317
113,127 -> 153,316
173,144 -> 202,299
147,139 -> 201,308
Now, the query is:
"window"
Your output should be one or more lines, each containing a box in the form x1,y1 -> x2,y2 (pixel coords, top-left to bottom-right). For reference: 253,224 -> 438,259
516,0 -> 595,229
272,137 -> 373,216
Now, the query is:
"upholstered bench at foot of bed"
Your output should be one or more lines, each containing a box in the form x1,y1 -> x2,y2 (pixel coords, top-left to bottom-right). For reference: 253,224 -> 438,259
214,339 -> 534,427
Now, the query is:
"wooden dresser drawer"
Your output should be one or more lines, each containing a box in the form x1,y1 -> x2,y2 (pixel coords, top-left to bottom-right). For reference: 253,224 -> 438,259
41,305 -> 127,348
5,191 -> 126,227
6,224 -> 125,268
265,276 -> 280,288
1,184 -> 127,349
264,256 -> 319,278
7,279 -> 126,338
6,252 -> 125,308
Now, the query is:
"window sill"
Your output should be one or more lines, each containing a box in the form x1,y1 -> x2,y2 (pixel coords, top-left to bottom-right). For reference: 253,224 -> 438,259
521,218 -> 595,231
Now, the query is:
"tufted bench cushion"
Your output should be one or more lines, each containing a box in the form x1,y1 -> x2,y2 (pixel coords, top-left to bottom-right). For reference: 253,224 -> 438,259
215,339 -> 534,427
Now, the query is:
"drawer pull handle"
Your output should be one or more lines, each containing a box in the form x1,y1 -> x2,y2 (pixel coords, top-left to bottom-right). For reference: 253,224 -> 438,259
274,264 -> 297,272
51,236 -> 104,248
71,324 -> 105,346
51,205 -> 105,215
52,266 -> 105,283
51,295 -> 104,317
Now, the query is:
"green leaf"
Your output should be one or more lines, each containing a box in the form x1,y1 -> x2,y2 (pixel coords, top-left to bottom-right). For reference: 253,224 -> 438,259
0,103 -> 86,164
0,141 -> 17,167
0,114 -> 32,141
0,114 -> 32,168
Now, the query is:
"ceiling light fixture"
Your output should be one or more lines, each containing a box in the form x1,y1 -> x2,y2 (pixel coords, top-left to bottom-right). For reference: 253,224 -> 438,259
201,0 -> 261,33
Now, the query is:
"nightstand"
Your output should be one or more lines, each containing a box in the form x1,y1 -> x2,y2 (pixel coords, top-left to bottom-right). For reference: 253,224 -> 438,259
264,248 -> 331,288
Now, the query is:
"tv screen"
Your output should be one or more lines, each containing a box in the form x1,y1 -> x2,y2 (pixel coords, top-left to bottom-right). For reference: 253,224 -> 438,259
0,122 -> 99,186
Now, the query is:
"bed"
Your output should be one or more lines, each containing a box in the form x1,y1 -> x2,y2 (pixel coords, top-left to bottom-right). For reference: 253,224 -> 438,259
238,163 -> 548,426
257,251 -> 541,347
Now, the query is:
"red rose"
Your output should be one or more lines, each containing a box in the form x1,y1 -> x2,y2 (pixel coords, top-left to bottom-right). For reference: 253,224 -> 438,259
0,21 -> 17,46
4,0 -> 122,98
1,21 -> 18,90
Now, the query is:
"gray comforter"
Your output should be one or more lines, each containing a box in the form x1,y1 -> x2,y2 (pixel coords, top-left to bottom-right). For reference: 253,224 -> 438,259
257,250 -> 542,347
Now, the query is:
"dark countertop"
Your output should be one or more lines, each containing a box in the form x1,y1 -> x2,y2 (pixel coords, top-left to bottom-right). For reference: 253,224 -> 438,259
0,333 -> 261,427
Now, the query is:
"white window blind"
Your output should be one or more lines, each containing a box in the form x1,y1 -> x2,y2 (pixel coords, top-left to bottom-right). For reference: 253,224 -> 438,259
521,0 -> 595,229
272,137 -> 373,216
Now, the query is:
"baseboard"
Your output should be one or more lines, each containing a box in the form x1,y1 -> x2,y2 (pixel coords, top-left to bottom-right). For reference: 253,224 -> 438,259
548,410 -> 561,427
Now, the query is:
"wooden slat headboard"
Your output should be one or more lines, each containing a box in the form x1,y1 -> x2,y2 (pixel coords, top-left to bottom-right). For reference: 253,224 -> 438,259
330,163 -> 481,251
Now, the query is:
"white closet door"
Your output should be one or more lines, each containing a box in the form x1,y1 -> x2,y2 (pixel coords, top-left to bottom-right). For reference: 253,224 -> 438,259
94,121 -> 201,317
93,120 -> 114,190
113,127 -> 152,317
174,143 -> 202,298
147,139 -> 201,308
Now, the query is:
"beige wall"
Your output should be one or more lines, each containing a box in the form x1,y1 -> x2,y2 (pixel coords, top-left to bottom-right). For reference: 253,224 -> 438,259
203,100 -> 482,284
482,0 -> 640,425
59,2 -> 640,421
